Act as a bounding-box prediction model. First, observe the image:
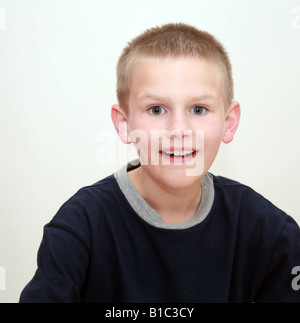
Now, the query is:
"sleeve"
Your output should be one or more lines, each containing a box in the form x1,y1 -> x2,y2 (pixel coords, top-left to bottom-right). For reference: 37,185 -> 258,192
19,196 -> 91,303
254,215 -> 300,303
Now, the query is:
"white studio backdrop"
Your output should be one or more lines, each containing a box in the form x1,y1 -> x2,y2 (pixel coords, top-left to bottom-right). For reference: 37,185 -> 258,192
0,0 -> 299,302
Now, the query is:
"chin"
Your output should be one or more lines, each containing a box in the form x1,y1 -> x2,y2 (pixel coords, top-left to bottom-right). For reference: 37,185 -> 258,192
151,165 -> 204,189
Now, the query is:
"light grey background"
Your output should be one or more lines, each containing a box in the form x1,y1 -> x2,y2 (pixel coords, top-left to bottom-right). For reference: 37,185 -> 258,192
0,0 -> 299,302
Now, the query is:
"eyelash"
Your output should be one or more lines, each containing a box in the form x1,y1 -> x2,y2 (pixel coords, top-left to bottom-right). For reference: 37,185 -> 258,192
148,106 -> 166,115
148,105 -> 207,116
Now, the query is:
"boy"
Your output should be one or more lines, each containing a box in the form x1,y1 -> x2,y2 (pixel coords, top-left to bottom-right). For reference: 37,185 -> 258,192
20,23 -> 300,303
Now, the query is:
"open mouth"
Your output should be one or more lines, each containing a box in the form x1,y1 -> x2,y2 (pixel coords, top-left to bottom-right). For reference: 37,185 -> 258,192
159,149 -> 197,163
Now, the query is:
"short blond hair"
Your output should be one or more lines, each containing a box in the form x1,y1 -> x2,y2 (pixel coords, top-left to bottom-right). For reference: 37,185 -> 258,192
117,23 -> 233,112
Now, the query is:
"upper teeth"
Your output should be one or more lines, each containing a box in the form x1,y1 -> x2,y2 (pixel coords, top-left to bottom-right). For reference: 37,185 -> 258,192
163,150 -> 194,157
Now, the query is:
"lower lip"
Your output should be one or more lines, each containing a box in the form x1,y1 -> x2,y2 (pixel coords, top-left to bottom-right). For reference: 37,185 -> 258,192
160,151 -> 197,164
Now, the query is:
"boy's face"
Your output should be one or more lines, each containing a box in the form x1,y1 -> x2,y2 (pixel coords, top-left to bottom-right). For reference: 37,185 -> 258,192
113,56 -> 240,188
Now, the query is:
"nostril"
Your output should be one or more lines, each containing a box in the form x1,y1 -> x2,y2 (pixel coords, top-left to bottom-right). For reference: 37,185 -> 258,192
166,129 -> 192,139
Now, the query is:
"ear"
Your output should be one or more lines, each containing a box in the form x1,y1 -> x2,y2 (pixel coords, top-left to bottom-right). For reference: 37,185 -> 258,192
222,101 -> 241,144
111,104 -> 132,144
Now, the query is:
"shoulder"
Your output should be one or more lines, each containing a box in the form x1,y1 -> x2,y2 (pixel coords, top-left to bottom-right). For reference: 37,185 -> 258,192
77,174 -> 119,198
209,176 -> 300,303
209,173 -> 294,232
211,173 -> 259,195
63,174 -> 120,207
211,173 -> 300,250
47,174 -> 123,230
211,173 -> 282,210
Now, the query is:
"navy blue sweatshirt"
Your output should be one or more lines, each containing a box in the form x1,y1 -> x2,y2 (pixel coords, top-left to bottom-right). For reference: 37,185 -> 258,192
19,166 -> 300,303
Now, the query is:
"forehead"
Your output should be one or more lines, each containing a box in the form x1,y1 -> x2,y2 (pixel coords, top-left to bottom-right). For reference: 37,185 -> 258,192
129,56 -> 224,101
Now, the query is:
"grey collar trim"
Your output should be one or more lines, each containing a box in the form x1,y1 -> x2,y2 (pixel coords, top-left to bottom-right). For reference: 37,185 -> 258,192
114,160 -> 215,230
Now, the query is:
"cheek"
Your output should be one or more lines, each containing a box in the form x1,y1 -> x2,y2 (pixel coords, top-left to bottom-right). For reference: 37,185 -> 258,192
128,120 -> 153,164
204,128 -> 224,145
128,118 -> 149,142
200,121 -> 224,162
200,119 -> 225,143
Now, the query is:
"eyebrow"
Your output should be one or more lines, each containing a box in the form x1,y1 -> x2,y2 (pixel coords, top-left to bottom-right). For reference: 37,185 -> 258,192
138,93 -> 218,102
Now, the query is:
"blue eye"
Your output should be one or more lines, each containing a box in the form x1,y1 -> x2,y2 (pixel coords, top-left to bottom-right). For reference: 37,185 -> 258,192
190,105 -> 207,115
148,106 -> 166,115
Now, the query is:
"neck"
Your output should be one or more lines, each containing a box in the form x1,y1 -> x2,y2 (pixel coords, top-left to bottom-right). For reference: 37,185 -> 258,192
128,166 -> 202,224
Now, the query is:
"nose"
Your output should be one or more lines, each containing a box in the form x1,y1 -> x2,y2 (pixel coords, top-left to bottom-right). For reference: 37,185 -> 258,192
166,110 -> 191,139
